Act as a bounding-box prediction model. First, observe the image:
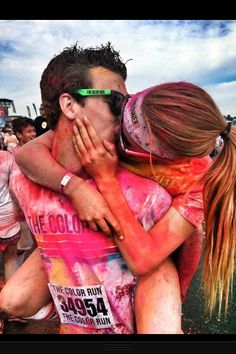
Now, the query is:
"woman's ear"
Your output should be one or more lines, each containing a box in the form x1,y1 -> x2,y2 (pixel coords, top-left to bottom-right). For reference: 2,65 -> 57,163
59,93 -> 83,121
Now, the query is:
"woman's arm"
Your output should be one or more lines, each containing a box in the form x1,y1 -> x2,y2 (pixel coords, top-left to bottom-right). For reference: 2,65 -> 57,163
15,130 -> 60,188
88,179 -> 194,276
15,130 -> 122,236
73,117 -> 195,276
15,130 -> 83,194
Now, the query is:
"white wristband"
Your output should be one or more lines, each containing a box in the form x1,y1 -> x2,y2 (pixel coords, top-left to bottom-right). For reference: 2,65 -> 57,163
60,172 -> 74,193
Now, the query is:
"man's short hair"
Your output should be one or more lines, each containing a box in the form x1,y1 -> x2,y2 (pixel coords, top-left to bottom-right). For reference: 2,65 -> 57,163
12,117 -> 35,135
40,42 -> 127,130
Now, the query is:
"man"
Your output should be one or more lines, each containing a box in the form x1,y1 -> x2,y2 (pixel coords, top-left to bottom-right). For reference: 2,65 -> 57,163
0,43 -> 173,334
10,117 -> 36,263
1,117 -> 36,279
34,104 -> 49,136
12,117 -> 36,258
0,117 -> 36,331
12,117 -> 36,147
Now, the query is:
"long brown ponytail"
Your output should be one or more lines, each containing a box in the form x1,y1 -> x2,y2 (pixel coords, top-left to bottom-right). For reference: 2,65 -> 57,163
142,82 -> 236,315
203,126 -> 236,315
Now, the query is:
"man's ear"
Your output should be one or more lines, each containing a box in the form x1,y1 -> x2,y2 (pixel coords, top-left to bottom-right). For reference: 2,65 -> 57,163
59,93 -> 83,121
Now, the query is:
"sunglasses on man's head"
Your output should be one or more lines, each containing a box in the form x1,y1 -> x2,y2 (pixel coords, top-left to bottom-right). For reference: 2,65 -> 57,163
73,89 -> 129,117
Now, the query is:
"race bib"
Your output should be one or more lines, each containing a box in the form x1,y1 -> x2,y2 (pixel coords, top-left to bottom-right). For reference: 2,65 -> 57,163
48,283 -> 115,329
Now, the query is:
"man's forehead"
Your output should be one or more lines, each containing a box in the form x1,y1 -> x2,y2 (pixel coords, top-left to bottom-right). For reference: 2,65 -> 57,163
90,67 -> 127,94
91,67 -> 115,77
23,125 -> 35,131
92,67 -> 112,75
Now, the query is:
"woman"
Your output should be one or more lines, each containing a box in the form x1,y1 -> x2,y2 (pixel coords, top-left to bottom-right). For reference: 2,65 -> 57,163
72,82 -> 236,319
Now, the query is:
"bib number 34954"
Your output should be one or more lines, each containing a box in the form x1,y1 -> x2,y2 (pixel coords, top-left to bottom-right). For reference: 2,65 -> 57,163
48,283 -> 115,329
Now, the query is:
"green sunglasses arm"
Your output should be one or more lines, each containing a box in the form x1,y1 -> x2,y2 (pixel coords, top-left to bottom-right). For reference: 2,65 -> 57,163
73,89 -> 111,96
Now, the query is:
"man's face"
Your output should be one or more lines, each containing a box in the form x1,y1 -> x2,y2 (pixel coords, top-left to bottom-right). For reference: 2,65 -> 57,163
78,67 -> 128,143
17,125 -> 36,145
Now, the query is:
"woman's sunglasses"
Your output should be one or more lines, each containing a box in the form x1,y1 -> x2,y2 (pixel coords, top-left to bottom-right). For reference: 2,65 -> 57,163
118,96 -> 158,160
73,89 -> 129,117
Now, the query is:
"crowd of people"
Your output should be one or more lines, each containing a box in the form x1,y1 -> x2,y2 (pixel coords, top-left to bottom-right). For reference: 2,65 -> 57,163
0,42 -> 236,335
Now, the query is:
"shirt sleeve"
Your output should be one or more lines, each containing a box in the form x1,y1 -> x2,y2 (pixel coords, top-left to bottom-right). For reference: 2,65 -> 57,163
171,156 -> 212,228
172,189 -> 204,228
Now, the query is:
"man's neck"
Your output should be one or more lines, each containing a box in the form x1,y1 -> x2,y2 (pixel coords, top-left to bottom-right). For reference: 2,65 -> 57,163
51,116 -> 85,176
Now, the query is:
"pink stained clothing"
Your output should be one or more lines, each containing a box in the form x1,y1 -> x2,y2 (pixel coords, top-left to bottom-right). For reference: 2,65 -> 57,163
10,145 -> 35,253
0,151 -> 21,241
0,232 -> 20,252
9,163 -> 172,334
3,133 -> 19,152
121,155 -> 212,229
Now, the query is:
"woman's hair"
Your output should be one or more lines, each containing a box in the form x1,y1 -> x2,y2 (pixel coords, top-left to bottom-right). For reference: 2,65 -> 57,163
40,42 -> 127,129
142,81 -> 236,316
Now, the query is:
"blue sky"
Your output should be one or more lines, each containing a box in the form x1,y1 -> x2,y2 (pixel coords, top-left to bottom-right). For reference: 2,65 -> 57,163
0,20 -> 236,118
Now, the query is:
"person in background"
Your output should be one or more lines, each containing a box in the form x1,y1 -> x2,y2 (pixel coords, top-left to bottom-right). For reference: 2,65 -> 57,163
34,104 -> 49,137
0,150 -> 26,333
0,118 -> 45,333
3,125 -> 18,152
11,117 -> 37,264
12,117 -> 36,147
